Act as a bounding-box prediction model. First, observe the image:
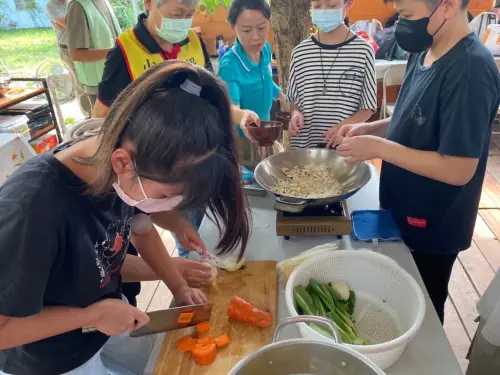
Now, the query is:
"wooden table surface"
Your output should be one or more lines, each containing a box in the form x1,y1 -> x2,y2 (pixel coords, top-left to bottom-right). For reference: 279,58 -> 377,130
0,87 -> 45,111
153,261 -> 278,375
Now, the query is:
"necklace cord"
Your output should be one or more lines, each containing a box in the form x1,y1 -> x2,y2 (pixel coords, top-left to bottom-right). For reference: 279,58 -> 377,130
318,28 -> 352,95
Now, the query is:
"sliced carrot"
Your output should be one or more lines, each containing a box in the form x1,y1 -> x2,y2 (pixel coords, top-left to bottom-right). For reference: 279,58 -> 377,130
176,335 -> 194,347
177,338 -> 197,353
214,333 -> 230,348
177,312 -> 194,324
195,342 -> 205,349
227,296 -> 273,328
196,335 -> 214,346
196,321 -> 211,334
191,343 -> 217,366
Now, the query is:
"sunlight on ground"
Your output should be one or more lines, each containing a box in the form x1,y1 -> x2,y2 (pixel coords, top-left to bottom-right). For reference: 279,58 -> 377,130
0,28 -> 59,77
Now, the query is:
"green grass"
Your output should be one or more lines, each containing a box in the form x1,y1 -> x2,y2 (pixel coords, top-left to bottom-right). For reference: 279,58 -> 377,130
0,28 -> 59,77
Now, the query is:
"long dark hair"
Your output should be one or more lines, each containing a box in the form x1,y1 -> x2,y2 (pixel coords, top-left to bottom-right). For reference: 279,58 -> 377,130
80,61 -> 250,259
228,0 -> 271,26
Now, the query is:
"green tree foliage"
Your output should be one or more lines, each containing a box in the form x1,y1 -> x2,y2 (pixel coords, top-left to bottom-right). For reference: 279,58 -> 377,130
109,0 -> 144,30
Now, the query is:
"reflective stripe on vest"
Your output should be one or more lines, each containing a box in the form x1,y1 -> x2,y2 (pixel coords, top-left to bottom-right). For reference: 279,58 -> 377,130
117,28 -> 205,81
71,0 -> 121,88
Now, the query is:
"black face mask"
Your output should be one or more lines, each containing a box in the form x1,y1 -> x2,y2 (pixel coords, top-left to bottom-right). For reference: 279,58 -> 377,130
395,1 -> 446,53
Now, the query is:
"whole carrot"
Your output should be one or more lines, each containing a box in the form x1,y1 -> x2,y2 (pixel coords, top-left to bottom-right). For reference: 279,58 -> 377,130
227,296 -> 273,328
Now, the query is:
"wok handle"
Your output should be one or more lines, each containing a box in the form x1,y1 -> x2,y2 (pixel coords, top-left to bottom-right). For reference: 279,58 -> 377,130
273,316 -> 341,343
275,197 -> 307,213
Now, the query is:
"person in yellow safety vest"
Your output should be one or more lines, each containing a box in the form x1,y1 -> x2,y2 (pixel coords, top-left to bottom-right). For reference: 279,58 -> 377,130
92,0 -> 259,137
66,0 -> 121,108
92,0 -> 260,309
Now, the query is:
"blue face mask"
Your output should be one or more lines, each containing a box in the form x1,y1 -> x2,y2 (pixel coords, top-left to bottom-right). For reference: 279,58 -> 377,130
155,10 -> 193,44
311,8 -> 344,33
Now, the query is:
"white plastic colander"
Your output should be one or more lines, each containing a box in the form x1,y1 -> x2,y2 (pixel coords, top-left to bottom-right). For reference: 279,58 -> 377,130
285,250 -> 426,370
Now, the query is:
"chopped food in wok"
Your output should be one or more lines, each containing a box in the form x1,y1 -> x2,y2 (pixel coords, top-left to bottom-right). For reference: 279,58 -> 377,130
275,163 -> 342,198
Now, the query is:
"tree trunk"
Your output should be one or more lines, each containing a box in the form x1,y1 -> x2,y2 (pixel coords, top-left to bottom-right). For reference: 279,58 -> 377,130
270,0 -> 311,91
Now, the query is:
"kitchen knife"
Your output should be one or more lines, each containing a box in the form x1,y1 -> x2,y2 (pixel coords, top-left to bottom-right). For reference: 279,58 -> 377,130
82,303 -> 213,337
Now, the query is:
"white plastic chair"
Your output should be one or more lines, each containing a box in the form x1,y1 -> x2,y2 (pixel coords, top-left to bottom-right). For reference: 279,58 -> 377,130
63,118 -> 104,142
380,65 -> 406,119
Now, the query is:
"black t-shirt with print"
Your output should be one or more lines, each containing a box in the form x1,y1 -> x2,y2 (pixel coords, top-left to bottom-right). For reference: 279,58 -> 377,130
0,149 -> 136,374
380,34 -> 500,254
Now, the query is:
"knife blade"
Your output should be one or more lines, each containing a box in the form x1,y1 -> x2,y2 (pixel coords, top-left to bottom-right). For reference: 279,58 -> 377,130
82,303 -> 213,337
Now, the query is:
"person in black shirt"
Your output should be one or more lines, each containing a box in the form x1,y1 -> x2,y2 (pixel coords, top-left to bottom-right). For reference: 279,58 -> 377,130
333,0 -> 500,323
0,61 -> 250,374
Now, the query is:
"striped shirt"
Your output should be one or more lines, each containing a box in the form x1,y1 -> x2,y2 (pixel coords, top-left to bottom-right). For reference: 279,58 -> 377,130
287,35 -> 377,149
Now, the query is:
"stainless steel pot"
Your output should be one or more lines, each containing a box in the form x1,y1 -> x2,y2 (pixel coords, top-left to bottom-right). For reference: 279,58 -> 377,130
254,148 -> 372,213
228,316 -> 386,375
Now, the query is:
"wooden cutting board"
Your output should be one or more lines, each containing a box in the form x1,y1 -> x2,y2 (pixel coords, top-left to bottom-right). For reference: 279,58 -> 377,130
154,261 -> 278,375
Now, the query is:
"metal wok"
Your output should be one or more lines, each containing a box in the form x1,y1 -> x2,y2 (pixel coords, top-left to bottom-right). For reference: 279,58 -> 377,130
254,148 -> 372,212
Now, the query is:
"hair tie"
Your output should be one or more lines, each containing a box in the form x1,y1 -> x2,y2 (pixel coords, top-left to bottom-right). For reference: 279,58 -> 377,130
180,79 -> 202,96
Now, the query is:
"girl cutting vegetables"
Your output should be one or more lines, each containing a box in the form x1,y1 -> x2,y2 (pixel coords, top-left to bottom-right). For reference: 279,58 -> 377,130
0,61 -> 250,375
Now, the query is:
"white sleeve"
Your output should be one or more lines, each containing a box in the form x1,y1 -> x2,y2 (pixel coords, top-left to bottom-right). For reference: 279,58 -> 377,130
286,50 -> 299,104
45,1 -> 66,22
359,46 -> 377,111
481,300 -> 500,346
479,270 -> 500,346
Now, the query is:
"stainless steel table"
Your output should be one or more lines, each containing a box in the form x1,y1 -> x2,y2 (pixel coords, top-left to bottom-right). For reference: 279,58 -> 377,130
145,165 -> 463,375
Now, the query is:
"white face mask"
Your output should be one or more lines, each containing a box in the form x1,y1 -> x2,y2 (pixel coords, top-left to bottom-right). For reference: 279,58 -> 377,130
311,8 -> 344,33
113,175 -> 183,213
154,8 -> 193,44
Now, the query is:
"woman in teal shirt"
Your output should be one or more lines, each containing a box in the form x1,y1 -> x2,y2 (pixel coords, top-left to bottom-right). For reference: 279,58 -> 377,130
218,0 -> 285,141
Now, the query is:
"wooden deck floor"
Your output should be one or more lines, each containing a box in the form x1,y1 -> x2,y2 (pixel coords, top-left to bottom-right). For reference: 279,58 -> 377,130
139,141 -> 500,373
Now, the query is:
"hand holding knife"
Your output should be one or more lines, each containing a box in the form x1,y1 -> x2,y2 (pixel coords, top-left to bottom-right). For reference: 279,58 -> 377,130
82,303 -> 212,336
81,299 -> 149,336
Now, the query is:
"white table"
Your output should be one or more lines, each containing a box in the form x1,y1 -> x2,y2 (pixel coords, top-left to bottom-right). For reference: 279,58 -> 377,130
0,133 -> 36,185
145,165 -> 463,375
375,59 -> 406,80
375,56 -> 500,80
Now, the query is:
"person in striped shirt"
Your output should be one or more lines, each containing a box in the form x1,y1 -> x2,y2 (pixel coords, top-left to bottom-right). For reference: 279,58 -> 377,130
287,0 -> 377,149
